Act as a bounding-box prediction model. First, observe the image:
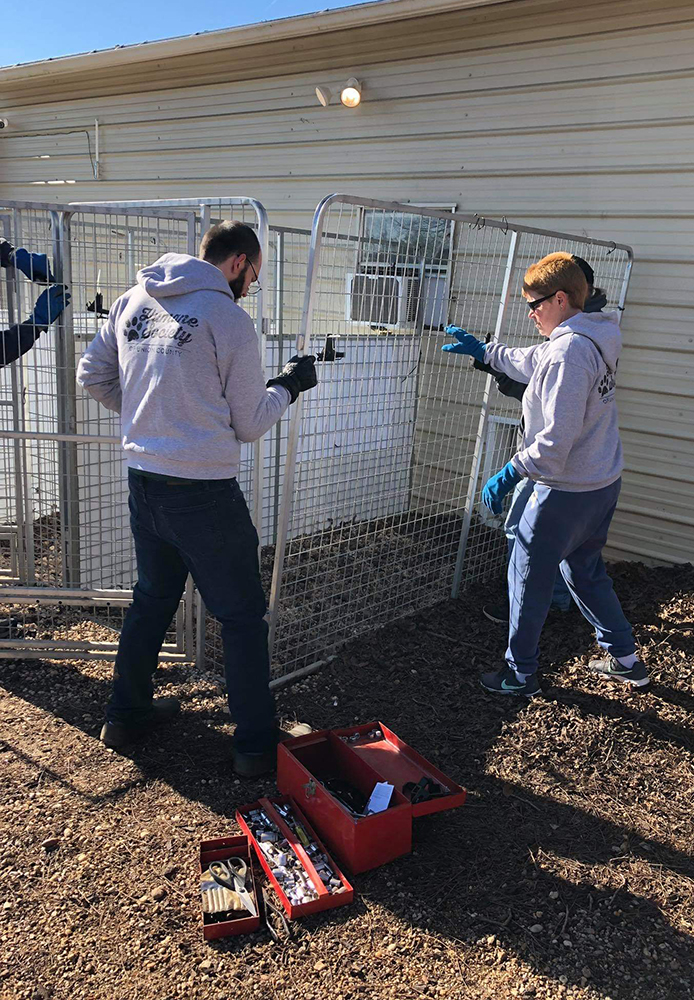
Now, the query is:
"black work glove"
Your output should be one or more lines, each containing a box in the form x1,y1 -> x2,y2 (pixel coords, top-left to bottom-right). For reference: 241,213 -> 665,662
266,354 -> 317,404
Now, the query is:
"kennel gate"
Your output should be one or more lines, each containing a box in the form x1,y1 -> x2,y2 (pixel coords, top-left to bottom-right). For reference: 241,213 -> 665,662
0,199 -> 220,661
267,195 -> 634,682
0,197 -> 315,671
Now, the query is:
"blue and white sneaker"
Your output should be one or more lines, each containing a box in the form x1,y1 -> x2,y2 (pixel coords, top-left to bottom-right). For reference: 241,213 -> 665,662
589,655 -> 650,689
480,667 -> 541,698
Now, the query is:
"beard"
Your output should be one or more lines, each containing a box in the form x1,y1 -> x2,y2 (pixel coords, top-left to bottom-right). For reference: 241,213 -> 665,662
228,263 -> 250,302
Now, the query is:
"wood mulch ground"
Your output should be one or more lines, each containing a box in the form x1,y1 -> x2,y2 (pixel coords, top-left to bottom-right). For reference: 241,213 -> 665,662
1,561 -> 692,1000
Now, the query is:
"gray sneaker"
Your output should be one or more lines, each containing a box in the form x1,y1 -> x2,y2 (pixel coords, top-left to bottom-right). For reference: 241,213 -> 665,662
589,654 -> 650,688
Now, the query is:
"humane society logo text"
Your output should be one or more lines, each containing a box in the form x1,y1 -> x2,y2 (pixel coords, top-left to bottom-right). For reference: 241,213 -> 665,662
122,307 -> 198,349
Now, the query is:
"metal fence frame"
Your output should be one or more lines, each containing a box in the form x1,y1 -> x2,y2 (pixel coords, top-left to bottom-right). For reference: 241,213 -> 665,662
0,193 -> 634,684
0,197 -> 315,674
0,199 -> 201,661
267,193 -> 634,682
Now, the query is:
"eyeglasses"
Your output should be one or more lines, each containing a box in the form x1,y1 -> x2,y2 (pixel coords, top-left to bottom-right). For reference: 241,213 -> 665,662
526,290 -> 557,312
246,258 -> 261,296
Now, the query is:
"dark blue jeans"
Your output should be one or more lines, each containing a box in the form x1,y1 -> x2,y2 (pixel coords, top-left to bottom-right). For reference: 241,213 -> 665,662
108,470 -> 277,754
507,478 -> 635,677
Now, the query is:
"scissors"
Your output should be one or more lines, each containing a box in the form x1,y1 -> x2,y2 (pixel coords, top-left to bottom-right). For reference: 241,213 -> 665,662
209,858 -> 258,917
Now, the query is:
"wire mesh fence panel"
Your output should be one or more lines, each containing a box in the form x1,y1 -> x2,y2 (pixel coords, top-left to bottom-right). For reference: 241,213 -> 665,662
202,224 -> 313,677
268,195 -> 633,683
0,201 -> 197,660
0,587 -> 186,661
69,196 -> 279,674
68,207 -> 197,589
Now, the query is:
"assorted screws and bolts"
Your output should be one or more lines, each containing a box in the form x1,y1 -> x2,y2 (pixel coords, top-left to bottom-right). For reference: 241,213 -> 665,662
340,728 -> 383,744
242,805 -> 346,906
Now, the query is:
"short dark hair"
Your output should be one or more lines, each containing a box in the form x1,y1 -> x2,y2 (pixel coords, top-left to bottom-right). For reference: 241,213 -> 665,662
571,255 -> 595,289
200,221 -> 260,266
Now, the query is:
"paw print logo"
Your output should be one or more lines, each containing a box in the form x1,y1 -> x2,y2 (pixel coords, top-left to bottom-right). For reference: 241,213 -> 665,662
598,371 -> 616,398
124,317 -> 144,342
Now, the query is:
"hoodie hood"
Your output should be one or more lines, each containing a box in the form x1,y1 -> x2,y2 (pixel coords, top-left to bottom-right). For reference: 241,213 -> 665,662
584,289 -> 608,313
137,253 -> 233,300
550,309 -> 622,372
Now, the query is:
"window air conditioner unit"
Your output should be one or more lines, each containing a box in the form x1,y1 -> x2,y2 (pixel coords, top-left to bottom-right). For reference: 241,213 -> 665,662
346,272 -> 420,328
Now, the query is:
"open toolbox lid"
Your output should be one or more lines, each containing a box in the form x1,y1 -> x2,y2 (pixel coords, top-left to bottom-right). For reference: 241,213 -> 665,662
332,721 -> 467,818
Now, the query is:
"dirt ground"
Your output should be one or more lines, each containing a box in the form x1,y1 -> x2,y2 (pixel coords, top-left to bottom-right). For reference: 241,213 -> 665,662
1,560 -> 693,1000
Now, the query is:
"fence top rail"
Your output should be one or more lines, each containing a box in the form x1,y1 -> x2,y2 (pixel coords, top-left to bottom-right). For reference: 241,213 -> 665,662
70,196 -> 268,224
312,193 -> 634,259
1,200 -> 73,213
70,197 -> 263,207
1,200 -> 197,222
67,205 -> 198,221
270,223 -> 313,237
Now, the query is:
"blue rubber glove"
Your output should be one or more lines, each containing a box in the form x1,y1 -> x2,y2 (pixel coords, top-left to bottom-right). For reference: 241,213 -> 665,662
482,461 -> 522,515
26,285 -> 70,328
12,248 -> 53,284
442,325 -> 486,362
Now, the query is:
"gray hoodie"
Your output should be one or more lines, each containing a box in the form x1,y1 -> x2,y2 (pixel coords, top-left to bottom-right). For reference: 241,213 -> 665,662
76,253 -> 290,480
484,310 -> 623,492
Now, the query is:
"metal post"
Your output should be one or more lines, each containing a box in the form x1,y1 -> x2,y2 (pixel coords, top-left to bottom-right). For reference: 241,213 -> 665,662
451,230 -> 520,599
126,228 -> 136,286
252,205 -> 270,543
1,215 -> 28,582
184,575 -> 195,661
199,203 -> 211,244
616,251 -> 634,324
10,208 -> 36,583
273,229 -> 285,541
51,210 -> 81,587
194,589 -> 207,669
186,215 -> 197,257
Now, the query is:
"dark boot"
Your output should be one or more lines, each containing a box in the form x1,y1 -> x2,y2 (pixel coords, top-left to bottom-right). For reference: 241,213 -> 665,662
232,722 -> 312,778
100,697 -> 181,749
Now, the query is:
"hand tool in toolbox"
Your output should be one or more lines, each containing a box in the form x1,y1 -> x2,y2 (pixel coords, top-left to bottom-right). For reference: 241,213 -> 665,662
207,857 -> 258,917
199,835 -> 261,940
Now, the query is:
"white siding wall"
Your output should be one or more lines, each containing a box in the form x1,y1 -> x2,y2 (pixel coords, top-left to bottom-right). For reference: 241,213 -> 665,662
1,0 -> 692,563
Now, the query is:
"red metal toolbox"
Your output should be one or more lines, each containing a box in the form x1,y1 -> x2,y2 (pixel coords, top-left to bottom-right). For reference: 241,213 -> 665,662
277,722 -> 466,873
199,834 -> 260,940
237,795 -> 354,918
277,728 -> 413,873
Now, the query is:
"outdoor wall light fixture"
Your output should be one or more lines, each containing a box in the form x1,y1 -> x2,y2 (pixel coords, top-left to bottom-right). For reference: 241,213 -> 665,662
315,80 -> 362,108
340,79 -> 362,108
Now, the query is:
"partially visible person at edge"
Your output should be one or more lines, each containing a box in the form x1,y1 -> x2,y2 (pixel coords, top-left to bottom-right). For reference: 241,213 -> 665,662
442,252 -> 648,696
0,238 -> 70,366
460,255 -> 607,626
76,221 -> 318,776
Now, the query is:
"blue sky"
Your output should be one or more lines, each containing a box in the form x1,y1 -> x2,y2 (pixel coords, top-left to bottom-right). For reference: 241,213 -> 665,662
1,0 -> 375,68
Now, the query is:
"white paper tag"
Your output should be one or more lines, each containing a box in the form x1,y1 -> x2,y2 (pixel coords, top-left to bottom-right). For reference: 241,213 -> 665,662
365,781 -> 394,815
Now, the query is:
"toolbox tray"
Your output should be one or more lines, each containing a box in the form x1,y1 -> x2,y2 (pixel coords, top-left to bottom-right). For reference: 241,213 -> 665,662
333,721 -> 467,817
237,795 -> 354,918
199,834 -> 260,940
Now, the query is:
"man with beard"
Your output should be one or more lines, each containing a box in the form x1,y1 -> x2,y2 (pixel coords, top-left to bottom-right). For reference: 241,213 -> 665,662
77,221 -> 317,776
